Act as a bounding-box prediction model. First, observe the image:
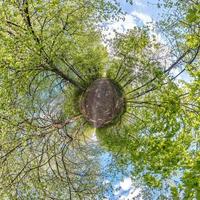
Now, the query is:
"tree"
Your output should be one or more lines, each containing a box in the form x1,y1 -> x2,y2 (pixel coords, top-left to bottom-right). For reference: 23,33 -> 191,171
0,0 -> 121,199
0,0 -> 199,199
97,1 -> 200,199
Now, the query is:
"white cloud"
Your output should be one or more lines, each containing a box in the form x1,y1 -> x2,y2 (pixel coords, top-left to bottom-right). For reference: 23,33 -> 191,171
131,11 -> 152,25
102,14 -> 137,39
134,0 -> 145,7
119,187 -> 143,200
131,10 -> 166,44
113,177 -> 143,200
102,10 -> 165,44
120,177 -> 132,191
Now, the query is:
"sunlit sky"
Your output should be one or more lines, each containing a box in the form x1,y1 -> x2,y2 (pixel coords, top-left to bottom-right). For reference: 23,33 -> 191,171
104,0 -> 163,35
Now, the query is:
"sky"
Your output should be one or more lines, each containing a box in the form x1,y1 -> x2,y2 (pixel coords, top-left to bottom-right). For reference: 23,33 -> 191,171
103,0 -> 164,38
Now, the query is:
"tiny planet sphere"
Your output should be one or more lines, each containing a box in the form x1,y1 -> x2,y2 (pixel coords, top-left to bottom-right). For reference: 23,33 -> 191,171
80,78 -> 124,128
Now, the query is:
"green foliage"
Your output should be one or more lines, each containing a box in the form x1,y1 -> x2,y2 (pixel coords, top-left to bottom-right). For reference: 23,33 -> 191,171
0,0 -> 120,199
96,3 -> 200,194
0,0 -> 199,199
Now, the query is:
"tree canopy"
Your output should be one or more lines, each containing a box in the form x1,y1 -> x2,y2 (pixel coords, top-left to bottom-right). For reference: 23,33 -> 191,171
0,0 -> 199,199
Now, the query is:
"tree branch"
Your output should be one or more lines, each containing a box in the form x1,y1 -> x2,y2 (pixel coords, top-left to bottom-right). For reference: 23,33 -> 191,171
21,0 -> 84,90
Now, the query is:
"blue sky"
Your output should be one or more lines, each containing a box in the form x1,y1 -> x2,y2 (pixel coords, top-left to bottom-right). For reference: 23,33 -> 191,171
103,0 -> 165,43
118,0 -> 163,18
